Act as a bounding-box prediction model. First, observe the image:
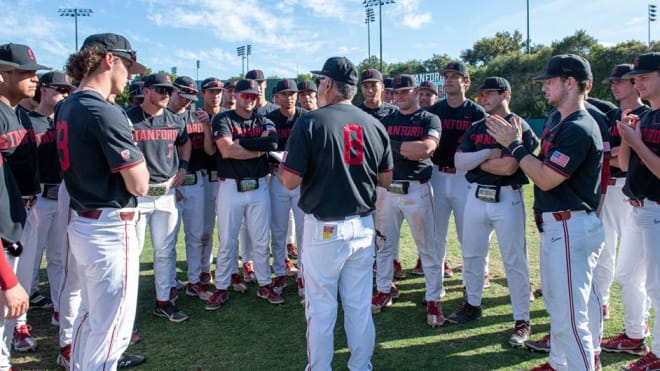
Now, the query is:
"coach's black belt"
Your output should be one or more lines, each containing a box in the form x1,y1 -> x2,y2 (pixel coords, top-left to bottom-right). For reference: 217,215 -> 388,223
1,239 -> 22,257
437,166 -> 456,174
629,199 -> 660,207
316,211 -> 371,222
41,183 -> 60,200
77,209 -> 137,222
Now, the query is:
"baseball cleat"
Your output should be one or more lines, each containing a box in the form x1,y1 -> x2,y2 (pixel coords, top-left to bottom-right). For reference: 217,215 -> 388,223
153,302 -> 189,323
411,257 -> 424,276
175,279 -> 186,291
528,362 -> 556,371
297,278 -> 305,298
443,261 -> 453,278
205,290 -> 228,311
509,320 -> 531,347
199,271 -> 212,285
447,303 -> 482,324
51,311 -> 60,327
230,274 -> 248,293
57,344 -> 71,370
257,285 -> 285,304
620,351 -> 660,371
393,259 -> 406,279
186,282 -> 213,301
118,353 -> 146,368
601,332 -> 649,356
483,274 -> 491,289
426,301 -> 445,328
272,275 -> 287,295
243,261 -> 256,283
525,333 -> 551,353
29,291 -> 53,310
371,291 -> 394,314
286,243 -> 298,258
285,258 -> 299,277
12,324 -> 37,352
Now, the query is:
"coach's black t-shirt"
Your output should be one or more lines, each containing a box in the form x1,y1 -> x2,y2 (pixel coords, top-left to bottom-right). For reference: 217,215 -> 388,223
55,90 -> 144,211
0,103 -> 40,196
255,102 -> 280,117
211,110 -> 277,179
381,108 -> 440,180
427,98 -> 487,168
534,109 -> 603,213
623,108 -> 660,202
267,107 -> 304,151
28,111 -> 61,184
282,103 -> 393,219
171,108 -> 205,173
607,105 -> 650,178
460,113 -> 538,186
358,102 -> 398,123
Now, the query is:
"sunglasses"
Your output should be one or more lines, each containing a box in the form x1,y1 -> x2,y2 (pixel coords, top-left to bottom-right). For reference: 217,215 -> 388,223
153,86 -> 173,96
108,48 -> 137,62
239,92 -> 258,100
179,88 -> 197,95
47,85 -> 71,94
314,76 -> 328,86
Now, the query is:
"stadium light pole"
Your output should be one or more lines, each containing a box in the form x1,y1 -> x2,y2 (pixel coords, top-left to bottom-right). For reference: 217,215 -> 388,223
526,0 -> 530,54
363,0 -> 395,73
58,8 -> 93,51
365,8 -> 376,60
246,44 -> 252,72
650,4 -> 657,48
237,46 -> 246,76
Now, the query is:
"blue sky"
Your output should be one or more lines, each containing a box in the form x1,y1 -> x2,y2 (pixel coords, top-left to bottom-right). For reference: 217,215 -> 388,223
1,0 -> 656,80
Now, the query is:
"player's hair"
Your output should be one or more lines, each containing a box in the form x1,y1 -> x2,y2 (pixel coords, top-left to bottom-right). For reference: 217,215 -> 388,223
66,45 -> 107,83
560,76 -> 588,94
331,80 -> 357,100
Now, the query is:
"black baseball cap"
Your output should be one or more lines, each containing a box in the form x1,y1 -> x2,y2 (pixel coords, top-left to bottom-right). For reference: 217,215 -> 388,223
143,73 -> 174,89
80,33 -> 147,74
533,54 -> 592,82
0,43 -> 51,71
174,76 -> 199,102
235,79 -> 260,94
360,68 -> 383,83
128,81 -> 144,98
624,52 -> 660,76
602,64 -> 634,84
35,71 -> 75,102
392,74 -> 417,91
223,79 -> 237,90
245,69 -> 265,81
442,61 -> 469,77
273,79 -> 298,94
201,77 -> 223,91
383,77 -> 394,90
419,80 -> 438,95
297,80 -> 317,92
311,56 -> 358,86
478,77 -> 511,93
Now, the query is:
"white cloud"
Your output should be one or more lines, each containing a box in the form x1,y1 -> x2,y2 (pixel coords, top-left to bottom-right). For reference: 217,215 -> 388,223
388,0 -> 432,29
402,13 -> 432,29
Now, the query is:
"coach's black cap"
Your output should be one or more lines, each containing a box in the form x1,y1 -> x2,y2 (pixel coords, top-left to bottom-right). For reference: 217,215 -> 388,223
311,56 -> 358,86
174,76 -> 199,102
245,69 -> 265,81
236,79 -> 260,94
419,80 -> 438,95
0,43 -> 50,71
442,61 -> 469,77
478,77 -> 511,93
383,77 -> 394,90
143,73 -> 174,88
129,81 -> 144,98
297,80 -> 317,92
392,74 -> 417,91
602,64 -> 634,84
624,52 -> 660,77
201,77 -> 223,91
533,54 -> 592,82
81,33 -> 146,74
274,79 -> 298,94
360,68 -> 383,83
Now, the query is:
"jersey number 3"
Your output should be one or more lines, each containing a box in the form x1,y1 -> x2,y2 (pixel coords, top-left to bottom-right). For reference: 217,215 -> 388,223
56,120 -> 70,171
343,124 -> 364,165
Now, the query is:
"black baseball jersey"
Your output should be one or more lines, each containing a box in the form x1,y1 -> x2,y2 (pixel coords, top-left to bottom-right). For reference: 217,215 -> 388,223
585,101 -> 612,157
55,90 -> 145,212
255,102 -> 280,117
623,108 -> 660,202
282,103 -> 393,219
170,108 -> 205,173
381,108 -> 440,180
0,103 -> 40,196
28,111 -> 61,184
427,98 -> 487,168
127,106 -> 188,184
211,110 -> 277,179
0,154 -> 25,243
607,105 -> 651,178
460,114 -> 539,186
266,107 -> 305,151
587,97 -> 617,116
357,102 -> 398,122
534,110 -> 603,213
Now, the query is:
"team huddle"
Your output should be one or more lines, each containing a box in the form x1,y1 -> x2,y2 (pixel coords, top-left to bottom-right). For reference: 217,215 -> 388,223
0,31 -> 658,371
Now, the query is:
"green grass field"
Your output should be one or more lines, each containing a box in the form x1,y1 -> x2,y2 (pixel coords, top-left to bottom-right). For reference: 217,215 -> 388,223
13,185 -> 650,370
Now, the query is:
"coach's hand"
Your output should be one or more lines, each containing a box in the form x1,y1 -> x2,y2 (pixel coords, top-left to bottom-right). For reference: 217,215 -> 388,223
3,283 -> 29,319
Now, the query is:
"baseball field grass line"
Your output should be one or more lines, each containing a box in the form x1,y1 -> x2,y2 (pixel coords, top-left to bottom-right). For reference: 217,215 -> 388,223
12,184 -> 654,370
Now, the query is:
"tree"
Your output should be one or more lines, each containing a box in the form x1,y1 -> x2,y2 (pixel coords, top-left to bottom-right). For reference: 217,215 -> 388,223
551,30 -> 597,56
422,53 -> 453,72
388,60 -> 425,76
587,40 -> 651,102
460,30 -> 524,66
357,56 -> 387,74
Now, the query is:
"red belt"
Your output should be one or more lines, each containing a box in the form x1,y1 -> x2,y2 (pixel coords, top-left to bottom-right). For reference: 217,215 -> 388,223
437,166 -> 456,174
534,210 -> 587,224
629,199 -> 660,207
78,209 -> 136,221
22,196 -> 37,208
607,178 -> 617,186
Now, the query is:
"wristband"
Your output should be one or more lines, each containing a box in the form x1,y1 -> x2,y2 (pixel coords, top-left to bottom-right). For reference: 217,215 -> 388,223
508,142 -> 528,163
178,160 -> 189,171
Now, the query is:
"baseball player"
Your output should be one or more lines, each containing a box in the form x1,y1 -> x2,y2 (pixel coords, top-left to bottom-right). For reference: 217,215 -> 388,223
488,54 -> 605,371
598,64 -> 652,357
427,62 -> 487,282
205,79 -> 282,311
418,80 -> 438,109
279,56 -> 393,371
451,77 -> 537,348
369,74 -> 443,328
245,69 -> 279,116
55,33 -> 149,370
382,77 -> 395,104
613,52 -> 660,371
128,80 -> 144,108
221,79 -> 237,111
126,73 -> 191,323
297,80 -> 318,112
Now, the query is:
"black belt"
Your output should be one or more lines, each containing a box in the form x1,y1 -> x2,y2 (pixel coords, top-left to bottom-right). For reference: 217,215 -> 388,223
316,211 -> 371,222
629,199 -> 660,207
77,209 -> 137,222
41,183 -> 60,200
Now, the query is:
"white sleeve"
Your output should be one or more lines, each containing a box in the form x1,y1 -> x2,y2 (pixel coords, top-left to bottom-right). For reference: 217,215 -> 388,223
454,148 -> 493,171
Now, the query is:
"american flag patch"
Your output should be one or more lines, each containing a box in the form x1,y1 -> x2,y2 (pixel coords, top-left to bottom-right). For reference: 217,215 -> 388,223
549,151 -> 570,167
